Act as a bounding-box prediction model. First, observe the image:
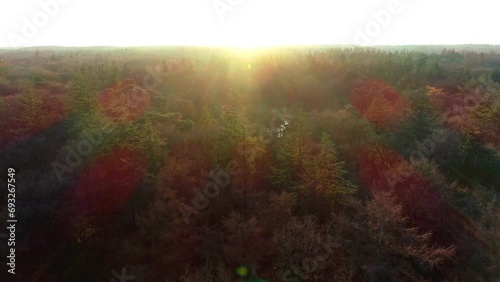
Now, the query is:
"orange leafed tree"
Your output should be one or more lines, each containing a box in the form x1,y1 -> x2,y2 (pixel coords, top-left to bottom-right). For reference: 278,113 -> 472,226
350,79 -> 408,130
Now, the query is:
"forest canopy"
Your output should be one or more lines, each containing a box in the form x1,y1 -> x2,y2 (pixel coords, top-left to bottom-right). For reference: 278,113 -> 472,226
0,45 -> 499,282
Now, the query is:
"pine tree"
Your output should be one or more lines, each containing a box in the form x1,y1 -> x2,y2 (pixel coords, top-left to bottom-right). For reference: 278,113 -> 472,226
270,109 -> 309,191
68,64 -> 99,115
491,67 -> 500,83
298,133 -> 357,218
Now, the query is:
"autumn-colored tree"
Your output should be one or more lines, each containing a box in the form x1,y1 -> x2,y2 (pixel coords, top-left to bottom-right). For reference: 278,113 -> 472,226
298,133 -> 356,219
365,190 -> 455,281
350,80 -> 408,130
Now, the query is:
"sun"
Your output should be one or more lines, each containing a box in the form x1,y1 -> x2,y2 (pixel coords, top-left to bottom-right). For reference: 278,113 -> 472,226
207,38 -> 283,49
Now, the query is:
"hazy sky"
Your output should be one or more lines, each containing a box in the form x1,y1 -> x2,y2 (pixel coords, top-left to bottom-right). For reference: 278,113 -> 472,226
1,0 -> 498,47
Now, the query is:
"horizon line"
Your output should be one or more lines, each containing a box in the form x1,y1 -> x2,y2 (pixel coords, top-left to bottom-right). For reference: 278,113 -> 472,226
2,43 -> 500,50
